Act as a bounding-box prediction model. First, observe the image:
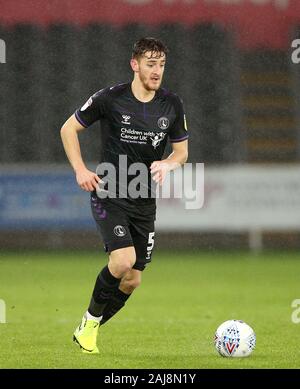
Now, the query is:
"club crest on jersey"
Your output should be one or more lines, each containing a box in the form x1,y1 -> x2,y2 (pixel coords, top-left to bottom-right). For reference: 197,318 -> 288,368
121,115 -> 131,125
150,132 -> 166,149
157,117 -> 169,130
114,225 -> 126,237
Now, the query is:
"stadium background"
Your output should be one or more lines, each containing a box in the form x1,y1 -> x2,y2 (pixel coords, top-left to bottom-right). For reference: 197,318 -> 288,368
1,0 -> 300,369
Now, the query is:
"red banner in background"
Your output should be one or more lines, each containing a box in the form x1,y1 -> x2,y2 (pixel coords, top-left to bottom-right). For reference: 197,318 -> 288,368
0,0 -> 299,49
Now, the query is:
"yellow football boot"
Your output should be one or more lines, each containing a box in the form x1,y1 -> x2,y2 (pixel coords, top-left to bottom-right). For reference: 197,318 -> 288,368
73,315 -> 100,353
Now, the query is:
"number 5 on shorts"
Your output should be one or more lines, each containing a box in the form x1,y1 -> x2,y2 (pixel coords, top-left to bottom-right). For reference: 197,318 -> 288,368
146,232 -> 155,260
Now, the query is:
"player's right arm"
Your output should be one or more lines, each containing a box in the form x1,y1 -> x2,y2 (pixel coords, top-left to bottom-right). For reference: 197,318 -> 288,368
61,88 -> 109,192
60,114 -> 100,192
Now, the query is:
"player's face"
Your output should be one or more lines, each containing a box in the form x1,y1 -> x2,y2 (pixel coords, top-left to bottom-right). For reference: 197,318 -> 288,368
137,51 -> 166,91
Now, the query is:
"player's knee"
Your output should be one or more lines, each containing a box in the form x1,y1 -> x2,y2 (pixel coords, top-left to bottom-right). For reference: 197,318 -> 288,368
117,260 -> 134,275
109,256 -> 136,277
109,247 -> 136,277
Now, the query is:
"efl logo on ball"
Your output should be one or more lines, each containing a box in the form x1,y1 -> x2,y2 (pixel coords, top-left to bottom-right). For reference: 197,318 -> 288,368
214,320 -> 256,357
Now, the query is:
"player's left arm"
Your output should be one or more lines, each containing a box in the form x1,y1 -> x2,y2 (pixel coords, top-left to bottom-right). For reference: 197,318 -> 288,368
151,94 -> 188,185
151,140 -> 188,185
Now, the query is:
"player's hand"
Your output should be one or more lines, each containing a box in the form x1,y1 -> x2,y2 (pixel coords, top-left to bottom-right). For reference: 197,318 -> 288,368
150,160 -> 171,186
75,167 -> 102,192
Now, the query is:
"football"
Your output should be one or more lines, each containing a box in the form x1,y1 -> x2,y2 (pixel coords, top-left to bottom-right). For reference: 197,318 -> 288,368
214,320 -> 256,357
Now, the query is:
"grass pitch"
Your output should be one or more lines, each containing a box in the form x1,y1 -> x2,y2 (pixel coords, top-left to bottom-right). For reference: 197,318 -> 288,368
0,250 -> 299,369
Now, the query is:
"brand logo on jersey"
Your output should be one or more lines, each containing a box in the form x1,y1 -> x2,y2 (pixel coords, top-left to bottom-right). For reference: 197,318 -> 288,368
113,225 -> 126,237
121,115 -> 131,125
150,132 -> 166,149
80,97 -> 93,111
157,117 -> 169,130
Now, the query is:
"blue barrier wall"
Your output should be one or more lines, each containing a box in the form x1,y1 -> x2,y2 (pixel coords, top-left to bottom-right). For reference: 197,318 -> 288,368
0,168 -> 94,230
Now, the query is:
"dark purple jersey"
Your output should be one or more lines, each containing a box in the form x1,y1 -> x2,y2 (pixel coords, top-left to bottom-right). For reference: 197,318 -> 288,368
75,82 -> 188,207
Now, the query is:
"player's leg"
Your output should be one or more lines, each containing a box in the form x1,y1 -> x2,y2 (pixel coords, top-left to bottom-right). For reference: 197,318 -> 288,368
73,246 -> 136,353
87,246 -> 136,320
100,268 -> 142,325
73,194 -> 135,353
120,268 -> 142,293
99,217 -> 155,326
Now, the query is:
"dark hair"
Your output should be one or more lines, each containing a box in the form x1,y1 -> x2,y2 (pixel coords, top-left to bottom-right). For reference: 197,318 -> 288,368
132,37 -> 168,60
